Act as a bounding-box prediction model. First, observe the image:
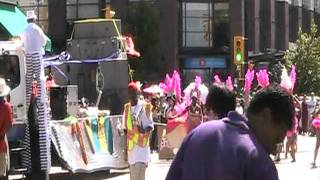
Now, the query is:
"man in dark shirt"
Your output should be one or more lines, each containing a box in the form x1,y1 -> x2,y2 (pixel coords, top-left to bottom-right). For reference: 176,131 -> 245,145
166,85 -> 294,180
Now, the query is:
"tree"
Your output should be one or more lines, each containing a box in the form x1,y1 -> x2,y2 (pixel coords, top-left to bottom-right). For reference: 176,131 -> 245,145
124,1 -> 161,81
284,23 -> 320,94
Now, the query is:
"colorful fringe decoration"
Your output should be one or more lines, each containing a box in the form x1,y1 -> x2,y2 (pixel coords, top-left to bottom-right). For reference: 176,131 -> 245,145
256,69 -> 270,88
91,117 -> 101,153
104,117 -> 114,154
98,116 -> 109,153
71,122 -> 88,165
83,119 -> 95,154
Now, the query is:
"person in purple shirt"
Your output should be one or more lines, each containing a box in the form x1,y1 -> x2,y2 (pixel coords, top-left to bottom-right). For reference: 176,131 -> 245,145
205,84 -> 236,121
166,85 -> 294,180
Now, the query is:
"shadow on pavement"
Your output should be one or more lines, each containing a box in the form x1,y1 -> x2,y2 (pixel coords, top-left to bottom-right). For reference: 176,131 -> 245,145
50,171 -> 128,180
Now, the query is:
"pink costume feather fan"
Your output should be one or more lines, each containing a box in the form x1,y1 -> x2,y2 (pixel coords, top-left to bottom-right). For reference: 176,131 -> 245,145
173,70 -> 182,103
159,73 -> 172,94
280,67 -> 293,93
312,117 -> 320,129
226,76 -> 234,92
244,69 -> 255,93
213,74 -> 222,85
195,75 -> 202,89
290,65 -> 296,92
256,69 -> 270,89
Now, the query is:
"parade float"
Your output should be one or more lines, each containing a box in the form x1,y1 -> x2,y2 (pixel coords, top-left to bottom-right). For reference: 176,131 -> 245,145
0,2 -> 137,175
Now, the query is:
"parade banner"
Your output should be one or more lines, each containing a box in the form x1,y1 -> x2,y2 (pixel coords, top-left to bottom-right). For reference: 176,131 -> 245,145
51,115 -> 128,173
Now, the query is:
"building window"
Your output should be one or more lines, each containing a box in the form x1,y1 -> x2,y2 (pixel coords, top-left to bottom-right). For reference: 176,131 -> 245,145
182,2 -> 213,48
213,2 -> 230,49
66,0 -> 101,22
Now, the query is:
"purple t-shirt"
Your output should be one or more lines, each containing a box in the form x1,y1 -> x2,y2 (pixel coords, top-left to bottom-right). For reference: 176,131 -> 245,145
166,111 -> 279,180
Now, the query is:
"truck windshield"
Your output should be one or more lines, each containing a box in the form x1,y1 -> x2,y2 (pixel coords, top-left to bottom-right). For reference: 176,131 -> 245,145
0,55 -> 20,90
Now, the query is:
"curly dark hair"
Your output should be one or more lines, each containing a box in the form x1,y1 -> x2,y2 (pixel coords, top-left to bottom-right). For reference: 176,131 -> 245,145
246,85 -> 295,129
206,84 -> 236,119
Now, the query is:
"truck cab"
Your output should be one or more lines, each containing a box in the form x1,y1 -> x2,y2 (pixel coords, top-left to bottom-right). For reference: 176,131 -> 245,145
0,40 -> 27,141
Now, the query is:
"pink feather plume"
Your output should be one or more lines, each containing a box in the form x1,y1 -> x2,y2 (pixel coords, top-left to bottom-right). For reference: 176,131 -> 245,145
256,69 -> 270,88
173,70 -> 182,102
226,76 -> 234,91
244,69 -> 255,92
214,75 -> 221,84
290,65 -> 296,91
280,67 -> 293,93
195,76 -> 202,89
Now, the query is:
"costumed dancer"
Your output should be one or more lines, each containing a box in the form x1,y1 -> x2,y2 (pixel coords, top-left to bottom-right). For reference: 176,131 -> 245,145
122,81 -> 154,180
20,10 -> 51,174
312,109 -> 320,167
275,66 -> 296,162
159,71 -> 187,156
284,66 -> 298,162
184,76 -> 207,132
187,92 -> 203,132
0,79 -> 13,179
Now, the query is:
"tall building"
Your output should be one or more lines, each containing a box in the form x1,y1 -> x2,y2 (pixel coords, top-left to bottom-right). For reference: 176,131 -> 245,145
113,0 -> 320,83
16,0 -> 320,82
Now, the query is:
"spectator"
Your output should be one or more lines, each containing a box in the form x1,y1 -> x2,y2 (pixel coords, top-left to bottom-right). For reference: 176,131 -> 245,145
205,84 -> 236,121
122,81 -> 154,180
166,85 -> 294,180
0,78 -> 13,179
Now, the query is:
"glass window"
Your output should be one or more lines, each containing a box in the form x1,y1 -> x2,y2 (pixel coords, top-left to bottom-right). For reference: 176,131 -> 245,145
67,5 -> 77,19
182,2 -> 212,48
0,55 -> 20,90
185,32 -> 209,47
78,5 -> 99,19
39,6 -> 48,20
185,3 -> 211,17
19,0 -> 37,6
79,0 -> 99,4
213,2 -> 230,49
67,0 -> 77,5
185,17 -> 208,32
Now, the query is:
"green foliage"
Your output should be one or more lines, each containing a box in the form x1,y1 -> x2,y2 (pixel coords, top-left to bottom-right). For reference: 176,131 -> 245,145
269,61 -> 285,85
124,1 -> 161,81
284,22 -> 320,95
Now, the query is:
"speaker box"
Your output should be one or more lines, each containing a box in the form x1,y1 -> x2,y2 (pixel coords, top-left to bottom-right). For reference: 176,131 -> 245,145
50,87 -> 67,120
50,86 -> 79,120
48,0 -> 67,50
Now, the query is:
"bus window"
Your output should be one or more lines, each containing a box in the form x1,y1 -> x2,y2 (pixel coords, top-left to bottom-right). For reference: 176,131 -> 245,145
0,55 -> 20,90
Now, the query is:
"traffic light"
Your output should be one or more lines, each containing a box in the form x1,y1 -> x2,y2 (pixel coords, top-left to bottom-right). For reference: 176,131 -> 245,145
233,36 -> 245,65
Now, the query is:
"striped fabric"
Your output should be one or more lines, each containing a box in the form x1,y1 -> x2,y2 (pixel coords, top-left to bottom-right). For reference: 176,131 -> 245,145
22,52 -> 51,172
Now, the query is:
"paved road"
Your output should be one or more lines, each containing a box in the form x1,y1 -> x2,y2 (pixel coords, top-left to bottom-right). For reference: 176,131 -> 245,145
9,135 -> 320,180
